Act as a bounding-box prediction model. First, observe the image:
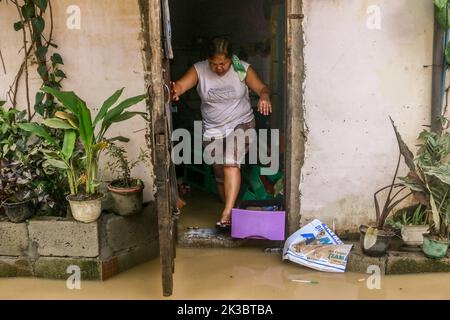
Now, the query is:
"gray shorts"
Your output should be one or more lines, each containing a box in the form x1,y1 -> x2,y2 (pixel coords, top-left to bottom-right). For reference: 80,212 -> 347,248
202,120 -> 256,183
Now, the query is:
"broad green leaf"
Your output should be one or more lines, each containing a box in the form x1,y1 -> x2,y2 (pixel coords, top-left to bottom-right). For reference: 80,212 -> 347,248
447,203 -> 450,220
41,86 -> 82,115
103,94 -> 147,124
34,0 -> 48,12
398,176 -> 426,192
77,103 -> 94,149
37,65 -> 48,77
107,136 -> 130,143
110,111 -> 147,123
363,227 -> 378,250
62,130 -> 76,160
55,111 -> 78,128
35,92 -> 45,104
435,0 -> 448,9
13,21 -> 23,31
423,164 -> 450,185
436,5 -> 450,29
51,53 -> 64,65
101,94 -> 147,136
31,16 -> 45,34
35,46 -> 48,60
93,88 -> 124,126
390,117 -> 415,172
445,43 -> 450,66
43,150 -> 60,158
43,118 -> 74,130
46,158 -> 68,169
21,4 -> 35,19
17,122 -> 58,146
429,191 -> 441,232
54,70 -> 66,78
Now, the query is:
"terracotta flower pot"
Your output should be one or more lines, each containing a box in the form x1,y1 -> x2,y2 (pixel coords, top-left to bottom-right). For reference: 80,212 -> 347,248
107,179 -> 144,216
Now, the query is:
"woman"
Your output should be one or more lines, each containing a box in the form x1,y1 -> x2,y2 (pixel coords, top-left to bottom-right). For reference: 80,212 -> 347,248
171,37 -> 272,228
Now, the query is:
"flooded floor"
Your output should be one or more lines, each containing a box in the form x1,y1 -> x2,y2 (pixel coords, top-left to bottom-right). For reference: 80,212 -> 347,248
1,189 -> 450,300
1,246 -> 450,299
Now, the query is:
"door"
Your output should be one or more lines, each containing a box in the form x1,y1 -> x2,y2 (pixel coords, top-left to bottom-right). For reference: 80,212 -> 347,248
149,0 -> 178,297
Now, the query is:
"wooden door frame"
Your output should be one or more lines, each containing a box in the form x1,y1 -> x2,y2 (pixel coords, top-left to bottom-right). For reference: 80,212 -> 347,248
145,0 -> 175,297
285,0 -> 305,236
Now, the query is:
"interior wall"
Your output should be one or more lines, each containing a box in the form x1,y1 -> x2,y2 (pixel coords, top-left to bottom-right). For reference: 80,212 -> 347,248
169,0 -> 272,85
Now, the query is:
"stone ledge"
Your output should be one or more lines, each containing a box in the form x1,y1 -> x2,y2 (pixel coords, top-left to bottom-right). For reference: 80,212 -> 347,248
346,244 -> 386,275
34,257 -> 101,280
28,218 -> 99,257
0,257 -> 33,277
116,241 -> 160,273
0,222 -> 29,256
346,241 -> 450,274
386,251 -> 450,274
104,205 -> 158,253
0,202 -> 159,280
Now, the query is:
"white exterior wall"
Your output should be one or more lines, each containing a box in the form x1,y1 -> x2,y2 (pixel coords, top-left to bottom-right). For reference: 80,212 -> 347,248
0,0 -> 440,229
300,0 -> 434,231
0,0 -> 155,201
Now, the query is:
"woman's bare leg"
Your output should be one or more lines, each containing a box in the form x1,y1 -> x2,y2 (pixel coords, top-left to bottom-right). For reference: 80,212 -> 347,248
216,182 -> 225,203
213,164 -> 225,203
220,166 -> 241,224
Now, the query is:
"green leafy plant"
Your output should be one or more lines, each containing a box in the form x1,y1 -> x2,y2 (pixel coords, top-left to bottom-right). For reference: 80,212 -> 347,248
393,117 -> 450,240
0,160 -> 35,203
0,103 -> 68,213
370,120 -> 414,230
19,86 -> 147,197
387,204 -> 429,230
106,142 -> 150,188
2,0 -> 65,118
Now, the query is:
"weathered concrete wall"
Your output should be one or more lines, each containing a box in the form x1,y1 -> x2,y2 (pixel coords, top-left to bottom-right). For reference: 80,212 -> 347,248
0,0 -> 155,201
300,0 -> 434,232
0,205 -> 159,280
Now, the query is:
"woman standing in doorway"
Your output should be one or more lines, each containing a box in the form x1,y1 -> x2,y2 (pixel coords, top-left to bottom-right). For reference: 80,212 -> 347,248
170,37 -> 272,228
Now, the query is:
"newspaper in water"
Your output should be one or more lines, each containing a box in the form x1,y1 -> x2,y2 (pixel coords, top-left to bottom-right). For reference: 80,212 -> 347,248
282,219 -> 353,272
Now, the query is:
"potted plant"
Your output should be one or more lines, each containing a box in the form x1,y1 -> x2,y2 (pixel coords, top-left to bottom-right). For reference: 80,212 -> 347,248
0,160 -> 36,223
387,204 -> 429,247
359,119 -> 413,256
19,86 -> 147,223
395,117 -> 450,259
105,143 -> 150,216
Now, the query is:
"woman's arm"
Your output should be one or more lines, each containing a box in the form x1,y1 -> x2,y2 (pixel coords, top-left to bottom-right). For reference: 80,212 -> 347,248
245,66 -> 272,115
170,66 -> 199,101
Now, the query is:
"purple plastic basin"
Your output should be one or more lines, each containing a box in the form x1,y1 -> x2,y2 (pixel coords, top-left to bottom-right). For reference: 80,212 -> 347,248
231,208 -> 286,240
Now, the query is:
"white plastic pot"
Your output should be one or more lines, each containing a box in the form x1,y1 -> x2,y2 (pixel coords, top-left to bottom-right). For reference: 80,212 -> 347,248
66,193 -> 105,223
401,225 -> 429,246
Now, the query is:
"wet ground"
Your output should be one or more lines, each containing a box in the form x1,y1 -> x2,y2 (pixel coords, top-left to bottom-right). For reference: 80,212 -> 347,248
1,246 -> 450,299
1,189 -> 450,299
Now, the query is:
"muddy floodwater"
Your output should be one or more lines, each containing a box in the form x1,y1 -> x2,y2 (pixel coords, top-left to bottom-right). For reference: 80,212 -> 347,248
1,246 -> 450,300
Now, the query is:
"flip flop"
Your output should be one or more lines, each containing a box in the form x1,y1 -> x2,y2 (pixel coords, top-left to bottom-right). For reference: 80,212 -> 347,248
216,221 -> 231,229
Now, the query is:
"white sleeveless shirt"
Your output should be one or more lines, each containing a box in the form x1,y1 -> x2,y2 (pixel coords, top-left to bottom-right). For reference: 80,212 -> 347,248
193,60 -> 255,139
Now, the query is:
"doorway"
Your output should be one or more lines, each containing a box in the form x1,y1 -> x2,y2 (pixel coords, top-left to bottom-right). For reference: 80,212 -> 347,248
168,0 -> 288,240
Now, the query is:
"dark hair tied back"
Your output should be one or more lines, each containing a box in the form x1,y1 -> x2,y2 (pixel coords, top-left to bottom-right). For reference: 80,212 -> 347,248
207,37 -> 233,59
